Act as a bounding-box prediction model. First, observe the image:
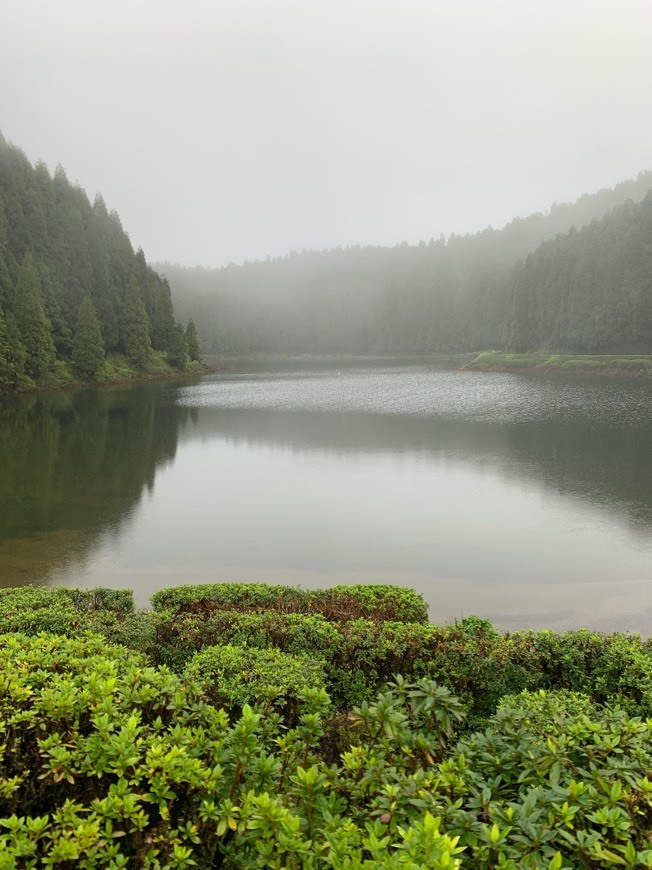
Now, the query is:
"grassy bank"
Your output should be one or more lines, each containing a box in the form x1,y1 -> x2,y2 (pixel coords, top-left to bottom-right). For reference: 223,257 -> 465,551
464,351 -> 652,377
16,352 -> 207,393
3,583 -> 652,866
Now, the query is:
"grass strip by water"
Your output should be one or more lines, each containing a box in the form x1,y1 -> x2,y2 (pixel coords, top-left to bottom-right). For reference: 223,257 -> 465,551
464,351 -> 652,376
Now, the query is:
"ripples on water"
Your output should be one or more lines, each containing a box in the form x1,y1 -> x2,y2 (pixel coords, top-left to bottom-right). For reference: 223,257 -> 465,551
179,367 -> 652,431
4,363 -> 652,632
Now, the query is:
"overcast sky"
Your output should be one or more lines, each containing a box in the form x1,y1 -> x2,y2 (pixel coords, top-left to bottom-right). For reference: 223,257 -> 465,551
2,0 -> 652,268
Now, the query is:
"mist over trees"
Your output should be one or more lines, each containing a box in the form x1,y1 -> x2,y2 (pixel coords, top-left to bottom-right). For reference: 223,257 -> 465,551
160,172 -> 652,356
0,134 -> 195,392
504,193 -> 652,352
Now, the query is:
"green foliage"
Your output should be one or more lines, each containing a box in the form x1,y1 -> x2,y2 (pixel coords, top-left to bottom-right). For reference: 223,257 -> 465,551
0,306 -> 20,392
161,172 -> 652,356
120,278 -> 152,368
466,351 -> 652,376
184,643 -> 326,720
184,318 -> 202,362
503,192 -> 652,353
5,607 -> 652,866
0,633 -> 232,866
0,585 -> 139,644
0,137 -> 188,392
151,582 -> 429,624
497,687 -> 596,722
165,320 -> 188,370
14,253 -> 56,379
71,295 -> 105,378
150,608 -> 342,671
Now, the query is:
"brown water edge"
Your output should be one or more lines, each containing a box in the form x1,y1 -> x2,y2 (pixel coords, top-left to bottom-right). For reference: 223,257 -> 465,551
0,528 -> 94,589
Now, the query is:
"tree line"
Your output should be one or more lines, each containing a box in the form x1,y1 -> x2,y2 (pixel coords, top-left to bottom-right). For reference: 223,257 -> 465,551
0,134 -> 200,392
160,171 -> 652,355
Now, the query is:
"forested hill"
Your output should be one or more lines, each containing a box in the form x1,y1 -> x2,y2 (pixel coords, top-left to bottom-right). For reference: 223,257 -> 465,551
160,171 -> 652,355
0,135 -> 200,393
503,192 -> 652,353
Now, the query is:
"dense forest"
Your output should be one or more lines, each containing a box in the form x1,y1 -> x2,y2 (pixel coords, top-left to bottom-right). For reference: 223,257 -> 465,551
503,194 -> 652,352
0,134 -> 200,393
160,172 -> 652,355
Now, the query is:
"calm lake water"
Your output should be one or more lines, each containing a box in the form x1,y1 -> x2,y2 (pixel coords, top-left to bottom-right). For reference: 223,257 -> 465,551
2,361 -> 652,632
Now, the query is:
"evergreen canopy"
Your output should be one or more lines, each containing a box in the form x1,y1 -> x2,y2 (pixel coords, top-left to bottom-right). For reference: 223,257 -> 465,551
0,133 -> 197,391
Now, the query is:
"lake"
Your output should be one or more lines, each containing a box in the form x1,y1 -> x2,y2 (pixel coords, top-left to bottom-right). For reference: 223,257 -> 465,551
2,361 -> 652,632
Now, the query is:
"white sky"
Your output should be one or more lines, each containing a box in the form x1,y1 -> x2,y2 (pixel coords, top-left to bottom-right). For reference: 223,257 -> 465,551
1,0 -> 651,267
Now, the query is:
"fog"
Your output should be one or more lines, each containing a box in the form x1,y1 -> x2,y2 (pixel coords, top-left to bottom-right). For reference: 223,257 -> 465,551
2,0 -> 652,267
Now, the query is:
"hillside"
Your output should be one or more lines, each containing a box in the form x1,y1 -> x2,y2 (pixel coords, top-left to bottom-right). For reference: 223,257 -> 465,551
0,134 -> 200,393
502,192 -> 652,353
159,171 -> 652,355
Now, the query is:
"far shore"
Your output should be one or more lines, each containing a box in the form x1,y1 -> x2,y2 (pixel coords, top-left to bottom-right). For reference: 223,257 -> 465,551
463,351 -> 652,379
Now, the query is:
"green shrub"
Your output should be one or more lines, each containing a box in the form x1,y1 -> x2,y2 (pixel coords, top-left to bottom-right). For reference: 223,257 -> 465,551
497,687 -> 597,723
4,630 -> 652,868
0,632 -> 234,866
0,586 -> 159,659
150,582 -> 307,616
151,608 -> 342,671
184,643 -> 326,721
307,585 -> 429,623
150,582 -> 428,624
0,585 -> 133,619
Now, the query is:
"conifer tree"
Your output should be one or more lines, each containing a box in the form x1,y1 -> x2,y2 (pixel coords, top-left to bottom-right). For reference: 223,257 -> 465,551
14,253 -> 56,379
185,319 -> 202,362
0,307 -> 17,392
121,277 -> 151,368
167,321 -> 188,369
72,296 -> 105,379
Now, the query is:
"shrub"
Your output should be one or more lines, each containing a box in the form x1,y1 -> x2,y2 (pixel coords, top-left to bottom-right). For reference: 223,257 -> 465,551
150,582 -> 428,624
183,643 -> 326,721
497,687 -> 597,723
150,608 -> 342,671
0,586 -> 159,660
0,585 -> 134,636
4,631 -> 652,868
0,632 -> 233,866
150,582 -> 307,616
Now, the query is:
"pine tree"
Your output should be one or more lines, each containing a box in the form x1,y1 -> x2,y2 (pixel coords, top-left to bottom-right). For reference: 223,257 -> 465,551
14,253 -> 56,379
121,277 -> 151,368
72,296 -> 105,379
0,307 -> 18,392
167,321 -> 188,370
185,319 -> 202,362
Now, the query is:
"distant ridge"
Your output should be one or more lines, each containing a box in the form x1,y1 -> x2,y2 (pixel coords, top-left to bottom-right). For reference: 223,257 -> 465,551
159,171 -> 652,355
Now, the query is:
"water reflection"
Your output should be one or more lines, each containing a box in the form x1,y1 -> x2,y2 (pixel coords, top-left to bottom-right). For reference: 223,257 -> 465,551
0,385 -> 196,586
177,391 -> 652,535
1,366 -> 651,631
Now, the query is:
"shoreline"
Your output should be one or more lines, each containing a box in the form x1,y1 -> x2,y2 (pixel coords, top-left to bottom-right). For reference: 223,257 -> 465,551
462,351 -> 652,380
8,361 -> 213,397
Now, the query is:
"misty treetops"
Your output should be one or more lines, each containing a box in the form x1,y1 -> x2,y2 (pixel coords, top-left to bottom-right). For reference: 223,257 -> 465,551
0,133 -> 199,392
162,172 -> 652,357
2,126 -> 652,390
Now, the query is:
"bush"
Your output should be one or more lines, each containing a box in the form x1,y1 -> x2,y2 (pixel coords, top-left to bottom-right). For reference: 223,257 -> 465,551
4,630 -> 652,867
150,582 -> 428,624
497,687 -> 597,723
0,584 -> 133,617
150,608 -> 342,671
0,586 -> 160,660
183,643 -> 326,721
0,632 -> 233,866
